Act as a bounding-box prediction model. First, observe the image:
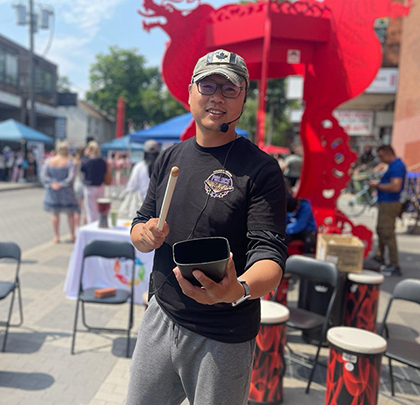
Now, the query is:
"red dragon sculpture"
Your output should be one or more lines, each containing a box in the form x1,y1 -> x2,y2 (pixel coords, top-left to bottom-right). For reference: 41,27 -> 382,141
138,0 -> 412,255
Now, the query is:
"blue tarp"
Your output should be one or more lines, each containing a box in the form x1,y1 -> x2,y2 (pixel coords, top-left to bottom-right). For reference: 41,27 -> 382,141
100,135 -> 144,152
129,112 -> 248,144
0,119 -> 54,144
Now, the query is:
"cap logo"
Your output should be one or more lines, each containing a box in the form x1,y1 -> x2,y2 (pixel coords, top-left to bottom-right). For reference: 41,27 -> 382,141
207,50 -> 237,65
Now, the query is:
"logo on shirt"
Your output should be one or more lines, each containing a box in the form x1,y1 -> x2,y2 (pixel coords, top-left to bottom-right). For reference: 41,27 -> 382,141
204,169 -> 234,198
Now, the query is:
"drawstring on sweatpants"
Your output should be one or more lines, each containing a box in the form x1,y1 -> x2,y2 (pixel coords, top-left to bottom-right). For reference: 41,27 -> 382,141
172,322 -> 180,348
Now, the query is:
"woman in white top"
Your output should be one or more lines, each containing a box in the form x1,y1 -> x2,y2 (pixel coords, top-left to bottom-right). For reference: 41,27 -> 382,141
119,140 -> 160,218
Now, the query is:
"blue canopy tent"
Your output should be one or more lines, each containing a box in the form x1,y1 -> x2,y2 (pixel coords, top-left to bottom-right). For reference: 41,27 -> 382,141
129,112 -> 248,144
100,135 -> 144,152
0,119 -> 54,144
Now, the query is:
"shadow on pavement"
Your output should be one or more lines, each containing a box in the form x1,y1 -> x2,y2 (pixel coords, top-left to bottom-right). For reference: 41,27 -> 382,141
0,371 -> 54,390
0,331 -> 69,354
111,336 -> 137,358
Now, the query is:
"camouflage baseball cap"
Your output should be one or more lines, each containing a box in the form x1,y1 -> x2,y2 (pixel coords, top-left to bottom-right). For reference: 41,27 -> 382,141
192,49 -> 249,88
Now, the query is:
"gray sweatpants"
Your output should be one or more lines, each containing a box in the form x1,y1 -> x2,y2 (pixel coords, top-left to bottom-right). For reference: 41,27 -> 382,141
126,296 -> 256,405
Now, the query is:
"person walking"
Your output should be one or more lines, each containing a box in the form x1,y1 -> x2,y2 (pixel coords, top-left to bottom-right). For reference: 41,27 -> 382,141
369,145 -> 407,276
41,141 -> 80,243
72,146 -> 86,227
81,141 -> 111,223
126,49 -> 287,405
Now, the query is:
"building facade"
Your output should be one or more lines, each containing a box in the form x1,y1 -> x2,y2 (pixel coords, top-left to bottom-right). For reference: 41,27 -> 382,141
392,5 -> 420,172
57,98 -> 115,148
0,34 -> 58,137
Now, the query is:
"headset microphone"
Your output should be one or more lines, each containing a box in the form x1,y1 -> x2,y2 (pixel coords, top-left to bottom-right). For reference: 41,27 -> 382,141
219,110 -> 244,133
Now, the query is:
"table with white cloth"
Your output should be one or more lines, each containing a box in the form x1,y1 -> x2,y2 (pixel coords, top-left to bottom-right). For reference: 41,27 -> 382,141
64,219 -> 154,304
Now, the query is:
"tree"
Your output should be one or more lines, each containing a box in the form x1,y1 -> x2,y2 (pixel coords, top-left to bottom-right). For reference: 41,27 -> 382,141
57,76 -> 72,92
86,46 -> 186,130
239,78 -> 295,146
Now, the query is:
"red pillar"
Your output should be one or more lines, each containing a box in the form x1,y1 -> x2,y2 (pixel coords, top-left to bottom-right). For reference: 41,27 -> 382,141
116,97 -> 125,139
256,0 -> 272,148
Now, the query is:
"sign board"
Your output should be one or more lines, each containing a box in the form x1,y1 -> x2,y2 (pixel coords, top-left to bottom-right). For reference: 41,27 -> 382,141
286,76 -> 304,100
333,111 -> 374,136
55,117 -> 67,140
287,49 -> 301,64
57,92 -> 78,106
366,68 -> 398,94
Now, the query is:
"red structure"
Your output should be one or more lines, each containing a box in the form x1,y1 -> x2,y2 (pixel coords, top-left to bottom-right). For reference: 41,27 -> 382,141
116,97 -> 126,139
139,0 -> 412,253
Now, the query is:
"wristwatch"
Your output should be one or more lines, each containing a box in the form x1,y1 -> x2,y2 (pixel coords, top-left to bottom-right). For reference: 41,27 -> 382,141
231,278 -> 251,307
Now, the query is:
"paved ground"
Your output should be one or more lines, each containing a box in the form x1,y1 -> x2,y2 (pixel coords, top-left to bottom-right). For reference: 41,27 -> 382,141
0,184 -> 419,404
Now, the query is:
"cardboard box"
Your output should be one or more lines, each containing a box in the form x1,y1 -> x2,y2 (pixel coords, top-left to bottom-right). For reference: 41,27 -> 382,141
316,234 -> 364,273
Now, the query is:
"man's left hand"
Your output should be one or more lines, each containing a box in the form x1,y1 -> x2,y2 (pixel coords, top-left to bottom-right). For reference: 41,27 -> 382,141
369,179 -> 379,189
173,254 -> 244,305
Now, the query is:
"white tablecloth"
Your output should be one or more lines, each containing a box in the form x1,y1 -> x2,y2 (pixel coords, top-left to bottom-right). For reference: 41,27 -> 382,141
64,219 -> 154,304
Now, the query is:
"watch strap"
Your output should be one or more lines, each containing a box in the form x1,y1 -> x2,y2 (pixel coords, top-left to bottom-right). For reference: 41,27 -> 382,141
231,278 -> 251,307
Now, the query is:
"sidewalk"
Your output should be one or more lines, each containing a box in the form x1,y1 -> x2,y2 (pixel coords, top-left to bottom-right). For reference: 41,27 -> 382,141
0,181 -> 40,192
0,215 -> 419,404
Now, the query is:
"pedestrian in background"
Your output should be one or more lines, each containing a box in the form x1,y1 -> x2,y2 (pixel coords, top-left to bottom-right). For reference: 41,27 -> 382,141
4,147 -> 14,181
285,191 -> 317,253
41,141 -> 80,243
119,139 -> 160,219
0,151 -> 5,181
81,141 -> 112,223
282,145 -> 303,188
72,146 -> 85,227
369,145 -> 407,277
12,150 -> 23,182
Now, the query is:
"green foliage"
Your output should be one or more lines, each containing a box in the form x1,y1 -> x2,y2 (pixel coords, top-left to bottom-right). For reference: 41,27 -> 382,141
238,78 -> 294,146
86,46 -> 295,141
86,46 -> 186,130
57,76 -> 72,92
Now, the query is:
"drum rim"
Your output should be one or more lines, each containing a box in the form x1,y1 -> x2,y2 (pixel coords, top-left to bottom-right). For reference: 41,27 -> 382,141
260,299 -> 290,324
347,270 -> 384,285
328,342 -> 386,358
327,326 -> 387,355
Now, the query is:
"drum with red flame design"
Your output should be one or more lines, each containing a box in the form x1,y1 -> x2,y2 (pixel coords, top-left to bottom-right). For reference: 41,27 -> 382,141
249,300 -> 290,404
325,327 -> 387,405
344,271 -> 384,332
263,274 -> 291,306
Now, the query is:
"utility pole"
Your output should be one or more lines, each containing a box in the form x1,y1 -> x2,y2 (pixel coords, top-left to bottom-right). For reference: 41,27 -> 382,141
13,1 -> 53,129
28,0 -> 36,129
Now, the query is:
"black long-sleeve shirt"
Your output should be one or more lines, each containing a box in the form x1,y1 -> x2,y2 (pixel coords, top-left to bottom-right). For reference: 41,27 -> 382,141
131,136 -> 287,343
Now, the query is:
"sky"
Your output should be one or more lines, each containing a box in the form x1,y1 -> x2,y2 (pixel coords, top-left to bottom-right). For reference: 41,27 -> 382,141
0,0 -> 230,97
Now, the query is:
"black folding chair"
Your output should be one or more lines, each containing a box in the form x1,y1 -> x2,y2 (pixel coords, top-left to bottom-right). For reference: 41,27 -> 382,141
71,240 -> 136,358
378,278 -> 420,397
285,255 -> 339,393
0,242 -> 23,352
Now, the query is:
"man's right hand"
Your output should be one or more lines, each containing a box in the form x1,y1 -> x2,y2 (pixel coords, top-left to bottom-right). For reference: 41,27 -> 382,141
131,218 -> 169,252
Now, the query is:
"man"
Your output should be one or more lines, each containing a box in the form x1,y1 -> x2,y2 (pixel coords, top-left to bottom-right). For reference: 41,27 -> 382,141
369,145 -> 406,276
127,49 -> 287,405
282,145 -> 303,187
286,191 -> 317,253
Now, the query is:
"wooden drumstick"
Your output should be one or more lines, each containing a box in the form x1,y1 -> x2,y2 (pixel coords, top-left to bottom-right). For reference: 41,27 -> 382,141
157,166 -> 179,231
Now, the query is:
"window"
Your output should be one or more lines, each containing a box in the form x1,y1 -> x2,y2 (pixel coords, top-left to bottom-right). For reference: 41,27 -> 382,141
35,66 -> 54,99
0,48 -> 18,87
